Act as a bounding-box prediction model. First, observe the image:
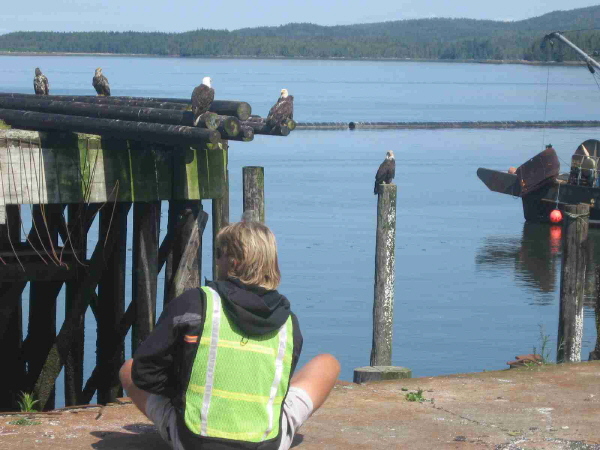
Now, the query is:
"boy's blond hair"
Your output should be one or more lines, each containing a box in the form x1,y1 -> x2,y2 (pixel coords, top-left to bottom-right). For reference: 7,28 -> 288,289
215,221 -> 281,290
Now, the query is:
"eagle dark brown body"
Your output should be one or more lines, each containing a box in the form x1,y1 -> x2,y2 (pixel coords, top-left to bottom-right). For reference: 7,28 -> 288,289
93,68 -> 111,96
374,151 -> 396,194
33,68 -> 49,95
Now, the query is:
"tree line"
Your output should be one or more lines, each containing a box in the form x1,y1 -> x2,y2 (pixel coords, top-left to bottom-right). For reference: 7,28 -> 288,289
2,6 -> 600,61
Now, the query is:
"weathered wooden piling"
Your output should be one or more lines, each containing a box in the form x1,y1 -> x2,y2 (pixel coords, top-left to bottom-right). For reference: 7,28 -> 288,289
131,202 -> 160,354
25,204 -> 65,410
354,183 -> 411,383
590,266 -> 600,361
164,200 -> 209,304
557,203 -> 590,363
371,184 -> 397,366
0,204 -> 23,410
242,167 -> 265,223
96,203 -> 129,404
212,170 -> 230,279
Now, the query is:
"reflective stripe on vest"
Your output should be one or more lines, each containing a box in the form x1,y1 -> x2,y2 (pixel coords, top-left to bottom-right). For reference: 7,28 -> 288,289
184,286 -> 294,442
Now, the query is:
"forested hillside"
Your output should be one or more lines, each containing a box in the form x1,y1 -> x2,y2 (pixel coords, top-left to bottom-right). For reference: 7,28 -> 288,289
2,5 -> 600,61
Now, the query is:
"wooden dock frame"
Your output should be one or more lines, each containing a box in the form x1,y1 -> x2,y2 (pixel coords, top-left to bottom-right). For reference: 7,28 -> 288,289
0,98 -> 285,412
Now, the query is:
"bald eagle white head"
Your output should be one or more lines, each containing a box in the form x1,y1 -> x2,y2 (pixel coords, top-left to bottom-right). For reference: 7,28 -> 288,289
374,150 -> 396,194
191,76 -> 215,126
267,88 -> 294,131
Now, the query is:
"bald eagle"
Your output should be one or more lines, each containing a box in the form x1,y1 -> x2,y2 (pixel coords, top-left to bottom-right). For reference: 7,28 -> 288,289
374,151 -> 395,195
33,68 -> 49,95
93,68 -> 111,96
266,89 -> 294,131
191,77 -> 215,126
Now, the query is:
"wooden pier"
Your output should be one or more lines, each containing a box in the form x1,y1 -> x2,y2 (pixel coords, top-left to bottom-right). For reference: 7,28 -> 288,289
0,94 -> 295,411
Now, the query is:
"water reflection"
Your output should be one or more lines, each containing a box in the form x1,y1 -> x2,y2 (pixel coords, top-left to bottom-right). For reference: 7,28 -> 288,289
476,223 -> 599,313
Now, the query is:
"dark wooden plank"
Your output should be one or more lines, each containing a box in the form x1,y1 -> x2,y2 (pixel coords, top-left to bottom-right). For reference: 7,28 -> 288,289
96,203 -> 129,404
131,201 -> 159,354
164,200 -> 208,304
0,205 -> 24,410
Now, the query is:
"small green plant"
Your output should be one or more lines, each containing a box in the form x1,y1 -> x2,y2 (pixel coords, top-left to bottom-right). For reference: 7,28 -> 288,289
405,389 -> 426,402
9,418 -> 41,426
532,324 -> 552,364
17,392 -> 39,413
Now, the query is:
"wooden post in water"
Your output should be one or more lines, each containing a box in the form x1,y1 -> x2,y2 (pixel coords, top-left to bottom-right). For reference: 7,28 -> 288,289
213,170 -> 230,279
96,203 -> 129,404
557,203 -> 590,363
590,265 -> 600,361
132,201 -> 160,354
242,166 -> 265,223
25,204 -> 65,409
64,204 -> 98,406
354,183 -> 411,383
0,205 -> 24,410
371,184 -> 397,366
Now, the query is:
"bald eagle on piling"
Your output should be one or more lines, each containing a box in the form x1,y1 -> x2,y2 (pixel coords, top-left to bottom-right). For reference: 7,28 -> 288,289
93,68 -> 111,96
266,89 -> 294,131
374,151 -> 395,195
191,77 -> 215,126
33,68 -> 49,95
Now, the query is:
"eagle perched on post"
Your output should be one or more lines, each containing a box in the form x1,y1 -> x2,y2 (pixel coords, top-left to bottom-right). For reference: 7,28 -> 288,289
93,68 -> 111,96
33,68 -> 49,95
266,88 -> 294,130
191,76 -> 215,126
374,151 -> 395,195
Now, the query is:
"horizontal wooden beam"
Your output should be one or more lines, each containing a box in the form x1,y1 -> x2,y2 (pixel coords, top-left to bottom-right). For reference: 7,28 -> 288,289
0,109 -> 221,146
0,130 -> 227,203
0,93 -> 252,121
0,97 -> 225,130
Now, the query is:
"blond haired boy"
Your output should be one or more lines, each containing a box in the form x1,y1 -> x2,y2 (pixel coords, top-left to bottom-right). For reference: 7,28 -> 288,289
120,221 -> 340,449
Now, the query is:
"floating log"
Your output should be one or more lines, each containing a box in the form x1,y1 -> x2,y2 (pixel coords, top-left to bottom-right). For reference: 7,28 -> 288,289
240,119 -> 290,136
0,109 -> 221,146
0,96 -> 222,130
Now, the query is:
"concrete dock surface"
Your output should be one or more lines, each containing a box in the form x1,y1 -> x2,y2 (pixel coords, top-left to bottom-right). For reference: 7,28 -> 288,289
1,361 -> 599,449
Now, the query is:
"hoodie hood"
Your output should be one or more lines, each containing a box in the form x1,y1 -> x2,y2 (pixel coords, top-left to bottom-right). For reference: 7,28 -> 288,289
208,278 -> 290,336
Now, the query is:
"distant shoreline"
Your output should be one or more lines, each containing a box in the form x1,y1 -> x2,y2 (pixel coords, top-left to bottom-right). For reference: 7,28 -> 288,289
0,51 -> 585,66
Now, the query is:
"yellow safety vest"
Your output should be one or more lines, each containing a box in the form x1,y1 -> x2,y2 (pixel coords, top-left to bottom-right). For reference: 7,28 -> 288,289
184,286 -> 294,442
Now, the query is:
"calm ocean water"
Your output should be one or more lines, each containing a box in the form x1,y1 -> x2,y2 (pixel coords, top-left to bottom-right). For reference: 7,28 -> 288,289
1,55 -> 599,405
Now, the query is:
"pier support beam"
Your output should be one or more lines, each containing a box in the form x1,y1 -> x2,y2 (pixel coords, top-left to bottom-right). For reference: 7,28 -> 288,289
242,166 -> 265,223
557,203 -> 590,363
213,170 -> 230,279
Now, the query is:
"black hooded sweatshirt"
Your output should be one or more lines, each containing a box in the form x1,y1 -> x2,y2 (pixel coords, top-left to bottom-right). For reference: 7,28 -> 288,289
131,278 -> 303,449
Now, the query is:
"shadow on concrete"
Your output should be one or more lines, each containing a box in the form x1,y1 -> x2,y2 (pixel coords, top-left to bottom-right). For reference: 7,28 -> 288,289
90,423 -> 169,449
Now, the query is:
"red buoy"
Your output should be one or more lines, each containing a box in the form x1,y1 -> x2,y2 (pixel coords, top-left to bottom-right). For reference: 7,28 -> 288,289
550,209 -> 563,223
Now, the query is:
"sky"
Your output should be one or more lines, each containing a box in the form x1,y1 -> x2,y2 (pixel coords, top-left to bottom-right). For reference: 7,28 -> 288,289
1,1 -> 599,35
